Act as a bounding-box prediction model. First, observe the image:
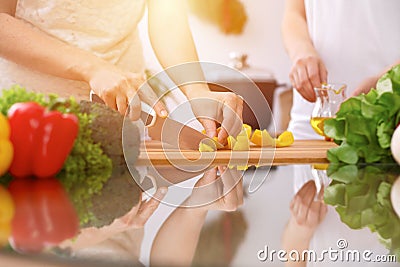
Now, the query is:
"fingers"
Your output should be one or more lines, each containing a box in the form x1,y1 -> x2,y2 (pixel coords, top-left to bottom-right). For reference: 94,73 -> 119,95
116,94 -> 128,116
103,91 -> 118,111
219,93 -> 243,142
137,82 -> 168,118
319,62 -> 328,85
290,180 -> 329,230
291,180 -> 317,225
220,168 -> 240,212
131,187 -> 167,228
199,118 -> 217,138
153,101 -> 168,118
290,56 -> 328,102
127,91 -> 141,121
296,65 -> 315,102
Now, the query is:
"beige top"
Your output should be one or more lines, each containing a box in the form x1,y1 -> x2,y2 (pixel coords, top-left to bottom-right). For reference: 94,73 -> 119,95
0,0 -> 146,100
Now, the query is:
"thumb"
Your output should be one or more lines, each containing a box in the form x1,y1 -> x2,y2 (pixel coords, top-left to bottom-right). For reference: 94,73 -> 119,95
199,118 -> 217,138
152,100 -> 168,118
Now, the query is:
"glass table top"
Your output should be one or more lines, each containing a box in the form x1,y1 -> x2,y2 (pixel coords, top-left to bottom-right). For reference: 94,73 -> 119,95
1,162 -> 399,267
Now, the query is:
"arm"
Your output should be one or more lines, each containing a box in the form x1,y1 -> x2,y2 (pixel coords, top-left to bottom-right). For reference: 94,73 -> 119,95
352,60 -> 400,96
147,0 -> 243,142
282,0 -> 327,102
60,188 -> 167,251
150,167 -> 243,266
282,181 -> 327,267
0,2 -> 166,117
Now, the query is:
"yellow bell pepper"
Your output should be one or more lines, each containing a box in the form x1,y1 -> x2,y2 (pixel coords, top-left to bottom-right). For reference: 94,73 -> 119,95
233,135 -> 250,151
0,185 -> 14,247
226,136 -> 236,150
275,131 -> 295,148
312,164 -> 329,170
199,141 -> 216,152
242,124 -> 252,139
0,114 -> 13,176
250,129 -> 275,147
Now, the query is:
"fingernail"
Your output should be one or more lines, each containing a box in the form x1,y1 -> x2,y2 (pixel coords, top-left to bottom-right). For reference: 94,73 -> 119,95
159,187 -> 168,195
160,110 -> 168,118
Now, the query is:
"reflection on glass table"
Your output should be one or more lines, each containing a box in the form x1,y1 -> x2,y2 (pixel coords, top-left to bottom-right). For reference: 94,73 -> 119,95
0,164 -> 245,267
282,164 -> 399,267
2,163 -> 400,266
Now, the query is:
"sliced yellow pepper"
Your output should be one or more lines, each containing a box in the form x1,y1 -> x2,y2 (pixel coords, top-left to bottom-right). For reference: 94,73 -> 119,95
242,124 -> 252,139
199,141 -> 216,152
233,135 -> 250,151
250,129 -> 275,147
0,114 -> 13,176
228,164 -> 249,171
312,164 -> 329,170
275,131 -> 295,148
226,136 -> 236,150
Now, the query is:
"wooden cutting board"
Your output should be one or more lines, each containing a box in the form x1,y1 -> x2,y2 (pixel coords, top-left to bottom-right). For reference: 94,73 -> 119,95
136,140 -> 337,167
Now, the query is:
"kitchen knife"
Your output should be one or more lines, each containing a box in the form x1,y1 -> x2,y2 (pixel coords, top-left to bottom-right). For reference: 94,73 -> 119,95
90,92 -> 216,150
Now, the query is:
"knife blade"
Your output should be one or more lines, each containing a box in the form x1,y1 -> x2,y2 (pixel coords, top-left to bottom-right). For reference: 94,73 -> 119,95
90,92 -> 215,150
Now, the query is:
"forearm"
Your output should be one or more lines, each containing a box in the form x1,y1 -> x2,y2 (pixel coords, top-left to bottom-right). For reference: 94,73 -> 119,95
150,205 -> 207,266
281,219 -> 313,267
147,0 -> 209,95
380,59 -> 400,76
282,0 -> 318,62
0,13 -> 105,84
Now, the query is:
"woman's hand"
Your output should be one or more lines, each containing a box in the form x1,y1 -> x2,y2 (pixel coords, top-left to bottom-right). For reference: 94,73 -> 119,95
351,75 -> 380,97
88,66 -> 167,120
185,167 -> 243,211
60,187 -> 167,251
289,54 -> 328,102
289,180 -> 327,240
184,88 -> 243,145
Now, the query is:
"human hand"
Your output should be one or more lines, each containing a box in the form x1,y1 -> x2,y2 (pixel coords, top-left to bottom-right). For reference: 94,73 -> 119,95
61,187 -> 167,250
350,75 -> 380,97
185,89 -> 243,145
185,167 -> 243,211
112,187 -> 167,229
289,54 -> 328,102
289,180 -> 327,239
88,66 -> 167,120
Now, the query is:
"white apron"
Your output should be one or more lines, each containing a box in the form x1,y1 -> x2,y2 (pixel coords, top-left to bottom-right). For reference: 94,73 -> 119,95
288,0 -> 400,140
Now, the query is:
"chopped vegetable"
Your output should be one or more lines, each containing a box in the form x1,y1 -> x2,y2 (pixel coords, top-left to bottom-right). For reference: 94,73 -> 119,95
233,135 -> 250,151
226,136 -> 236,149
199,141 -> 216,152
8,102 -> 79,178
242,124 -> 252,139
0,114 -> 13,177
275,131 -> 294,148
250,129 -> 275,147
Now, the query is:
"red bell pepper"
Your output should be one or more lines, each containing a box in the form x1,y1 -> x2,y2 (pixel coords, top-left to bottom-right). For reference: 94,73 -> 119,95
8,178 -> 79,253
7,102 -> 79,178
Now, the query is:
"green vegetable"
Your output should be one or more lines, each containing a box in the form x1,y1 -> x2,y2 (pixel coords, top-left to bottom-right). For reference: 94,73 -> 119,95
0,86 -> 128,225
325,64 -> 400,164
325,164 -> 400,260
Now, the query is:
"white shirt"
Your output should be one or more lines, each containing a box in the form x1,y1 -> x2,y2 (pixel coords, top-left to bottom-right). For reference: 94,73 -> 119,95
0,0 -> 146,100
288,0 -> 400,140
